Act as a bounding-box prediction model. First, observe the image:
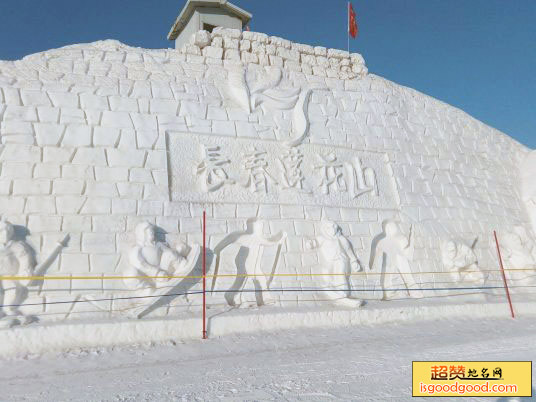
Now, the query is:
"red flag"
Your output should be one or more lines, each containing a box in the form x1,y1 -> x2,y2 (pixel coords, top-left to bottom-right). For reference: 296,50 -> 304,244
348,2 -> 358,38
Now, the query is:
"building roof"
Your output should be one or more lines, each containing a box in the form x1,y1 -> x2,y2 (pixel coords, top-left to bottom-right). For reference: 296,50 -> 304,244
167,0 -> 252,40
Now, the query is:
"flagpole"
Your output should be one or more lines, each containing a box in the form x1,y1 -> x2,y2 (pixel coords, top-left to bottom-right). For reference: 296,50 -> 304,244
347,1 -> 350,54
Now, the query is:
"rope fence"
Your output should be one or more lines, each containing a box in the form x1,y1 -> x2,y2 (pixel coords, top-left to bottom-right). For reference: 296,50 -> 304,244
0,269 -> 534,309
1,266 -> 535,281
2,285 -> 536,309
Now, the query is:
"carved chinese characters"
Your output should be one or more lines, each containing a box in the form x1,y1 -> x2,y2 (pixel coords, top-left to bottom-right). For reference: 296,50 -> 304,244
278,148 -> 308,192
315,154 -> 377,198
241,147 -> 278,194
196,145 -> 235,192
169,132 -> 396,209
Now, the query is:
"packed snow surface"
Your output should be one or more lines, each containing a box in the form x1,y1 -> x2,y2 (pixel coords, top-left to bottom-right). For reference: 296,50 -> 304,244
0,315 -> 534,401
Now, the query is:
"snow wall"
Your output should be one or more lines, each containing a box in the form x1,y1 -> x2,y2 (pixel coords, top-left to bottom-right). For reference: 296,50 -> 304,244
0,28 -> 534,328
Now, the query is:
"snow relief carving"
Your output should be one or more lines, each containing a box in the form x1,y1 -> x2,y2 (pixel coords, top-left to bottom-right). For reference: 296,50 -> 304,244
124,221 -> 200,294
521,150 -> 536,233
277,148 -> 309,193
170,132 -> 396,209
369,220 -> 423,299
307,220 -> 364,307
211,218 -> 286,308
441,238 -> 486,284
500,226 -> 536,284
222,66 -> 325,146
314,153 -> 378,198
0,219 -> 67,327
241,147 -> 278,194
196,145 -> 235,192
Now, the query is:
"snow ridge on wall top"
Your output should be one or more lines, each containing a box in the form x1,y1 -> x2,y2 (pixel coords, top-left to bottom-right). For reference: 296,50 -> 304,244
0,30 -> 528,161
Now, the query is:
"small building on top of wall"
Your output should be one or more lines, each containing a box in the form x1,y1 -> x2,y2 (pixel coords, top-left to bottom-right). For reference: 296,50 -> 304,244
168,0 -> 252,49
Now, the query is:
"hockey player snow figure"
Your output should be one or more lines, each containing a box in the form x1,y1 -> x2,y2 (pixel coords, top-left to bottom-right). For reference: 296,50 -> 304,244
211,218 -> 286,308
441,239 -> 486,284
0,219 -> 36,327
500,226 -> 536,284
307,220 -> 365,307
370,220 -> 424,299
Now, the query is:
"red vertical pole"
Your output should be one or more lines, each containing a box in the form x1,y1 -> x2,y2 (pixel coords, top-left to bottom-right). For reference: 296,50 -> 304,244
494,230 -> 515,319
202,210 -> 207,339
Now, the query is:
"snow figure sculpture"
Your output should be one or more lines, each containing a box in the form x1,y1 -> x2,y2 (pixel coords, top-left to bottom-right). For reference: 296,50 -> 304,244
521,150 -> 536,233
500,226 -> 536,284
307,220 -> 365,307
370,220 -> 424,299
211,218 -> 286,308
0,219 -> 36,327
124,221 -> 196,293
441,239 -> 486,284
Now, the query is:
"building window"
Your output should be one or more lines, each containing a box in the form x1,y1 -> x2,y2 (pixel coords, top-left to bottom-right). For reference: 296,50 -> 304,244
203,23 -> 217,33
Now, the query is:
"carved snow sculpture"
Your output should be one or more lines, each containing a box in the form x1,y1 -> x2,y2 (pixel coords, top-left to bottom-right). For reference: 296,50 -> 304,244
222,66 -> 321,146
184,135 -> 387,206
314,152 -> 347,195
370,220 -> 423,299
196,145 -> 235,192
0,30 -> 531,345
307,220 -> 365,307
211,218 -> 286,308
124,221 -> 198,293
314,153 -> 378,198
241,147 -> 278,193
348,157 -> 378,198
441,239 -> 486,284
277,147 -> 309,193
521,150 -> 536,233
0,219 -> 66,327
500,226 -> 536,285
83,222 -> 199,319
0,219 -> 36,327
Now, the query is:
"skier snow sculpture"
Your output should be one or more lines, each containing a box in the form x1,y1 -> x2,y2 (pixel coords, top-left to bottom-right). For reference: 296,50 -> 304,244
211,218 -> 286,308
307,220 -> 365,307
370,220 -> 424,299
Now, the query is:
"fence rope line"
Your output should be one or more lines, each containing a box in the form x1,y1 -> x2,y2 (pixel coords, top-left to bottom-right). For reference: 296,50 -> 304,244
2,284 -> 536,310
1,267 -> 536,281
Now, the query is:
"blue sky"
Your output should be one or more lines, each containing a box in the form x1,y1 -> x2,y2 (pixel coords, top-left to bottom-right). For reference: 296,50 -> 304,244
0,0 -> 534,148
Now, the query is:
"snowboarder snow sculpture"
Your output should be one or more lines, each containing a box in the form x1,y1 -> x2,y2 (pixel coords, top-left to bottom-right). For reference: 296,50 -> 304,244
124,221 -> 195,293
441,238 -> 486,284
0,219 -> 36,327
370,220 -> 423,299
211,218 -> 286,308
307,220 -> 365,307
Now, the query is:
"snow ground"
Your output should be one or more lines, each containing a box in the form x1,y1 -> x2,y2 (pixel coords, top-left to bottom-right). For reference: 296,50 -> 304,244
0,315 -> 534,401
